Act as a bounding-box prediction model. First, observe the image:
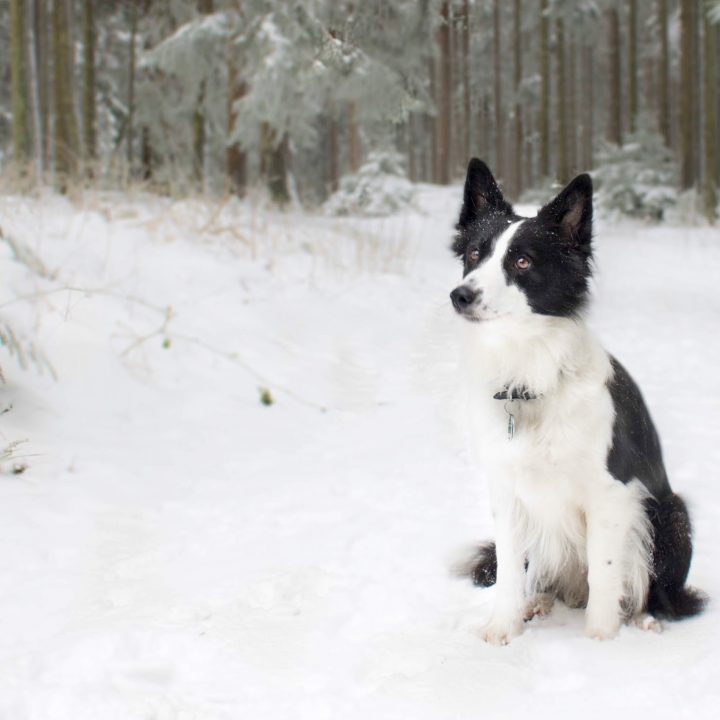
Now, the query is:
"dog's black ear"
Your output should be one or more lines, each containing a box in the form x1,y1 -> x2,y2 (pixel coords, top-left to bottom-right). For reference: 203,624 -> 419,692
458,158 -> 513,228
538,174 -> 593,246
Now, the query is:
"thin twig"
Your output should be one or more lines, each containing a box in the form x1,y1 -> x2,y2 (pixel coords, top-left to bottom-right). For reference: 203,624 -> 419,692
171,332 -> 328,412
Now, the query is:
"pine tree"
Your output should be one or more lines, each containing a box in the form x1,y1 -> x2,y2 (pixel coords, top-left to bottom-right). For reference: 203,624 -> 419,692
193,0 -> 214,189
126,1 -> 138,169
628,0 -> 638,134
33,0 -> 50,173
606,6 -> 622,146
462,0 -> 471,167
10,0 -> 32,170
52,0 -> 80,187
27,0 -> 43,177
493,0 -> 503,183
260,122 -> 289,204
567,33 -> 577,177
582,43 -> 594,171
703,3 -> 718,221
227,48 -> 247,197
539,0 -> 550,180
556,16 -> 568,184
679,0 -> 696,189
437,1 -> 451,184
657,0 -> 671,147
512,0 -> 523,196
347,102 -> 361,173
82,0 -> 96,164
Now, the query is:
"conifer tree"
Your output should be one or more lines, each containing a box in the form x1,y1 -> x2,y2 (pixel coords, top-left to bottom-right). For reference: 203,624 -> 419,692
10,0 -> 31,170
52,0 -> 80,187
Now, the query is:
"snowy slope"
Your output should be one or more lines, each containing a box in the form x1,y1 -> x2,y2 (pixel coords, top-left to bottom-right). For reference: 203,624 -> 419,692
0,187 -> 718,719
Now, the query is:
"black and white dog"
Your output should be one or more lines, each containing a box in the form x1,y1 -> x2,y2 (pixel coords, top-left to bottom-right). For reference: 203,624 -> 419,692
451,159 -> 704,644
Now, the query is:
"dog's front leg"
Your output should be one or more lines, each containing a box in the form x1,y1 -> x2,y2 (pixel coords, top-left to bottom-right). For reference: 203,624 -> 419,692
584,488 -> 628,640
480,501 -> 526,645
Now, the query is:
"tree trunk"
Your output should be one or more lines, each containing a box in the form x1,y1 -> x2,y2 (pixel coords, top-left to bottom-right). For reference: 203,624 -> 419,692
347,101 -> 361,173
513,0 -> 522,196
27,0 -> 43,178
628,0 -> 638,134
192,81 -> 206,188
11,0 -> 32,169
567,35 -> 577,178
493,0 -> 503,182
126,1 -> 137,170
539,0 -> 550,180
140,126 -> 153,181
583,43 -> 594,171
34,0 -> 50,174
703,5 -> 717,222
82,0 -> 96,166
462,0 -> 471,164
524,105 -> 534,188
260,123 -> 289,204
227,50 -> 247,197
451,4 -> 460,173
192,0 -> 214,190
430,55 -> 438,182
437,1 -> 451,184
679,0 -> 695,189
408,114 -> 417,182
328,105 -> 339,194
556,18 -> 568,184
657,0 -> 670,147
52,0 -> 80,188
607,8 -> 622,146
481,95 -> 491,166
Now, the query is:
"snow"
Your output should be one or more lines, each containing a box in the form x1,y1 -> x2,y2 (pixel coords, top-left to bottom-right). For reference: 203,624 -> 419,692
0,187 -> 718,718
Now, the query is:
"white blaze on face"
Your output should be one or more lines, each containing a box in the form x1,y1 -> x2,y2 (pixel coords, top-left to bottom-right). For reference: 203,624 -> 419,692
463,220 -> 533,320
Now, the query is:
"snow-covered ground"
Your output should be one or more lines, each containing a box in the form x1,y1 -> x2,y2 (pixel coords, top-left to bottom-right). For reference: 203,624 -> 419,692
0,186 -> 718,719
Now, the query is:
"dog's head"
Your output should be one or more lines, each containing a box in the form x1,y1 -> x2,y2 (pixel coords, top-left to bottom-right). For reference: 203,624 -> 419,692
450,159 -> 593,324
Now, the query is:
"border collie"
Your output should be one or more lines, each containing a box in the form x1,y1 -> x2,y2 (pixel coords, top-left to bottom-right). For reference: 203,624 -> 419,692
451,159 -> 704,644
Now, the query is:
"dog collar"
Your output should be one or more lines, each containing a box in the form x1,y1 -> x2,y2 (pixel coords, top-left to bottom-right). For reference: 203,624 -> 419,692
494,386 -> 539,440
493,386 -> 538,401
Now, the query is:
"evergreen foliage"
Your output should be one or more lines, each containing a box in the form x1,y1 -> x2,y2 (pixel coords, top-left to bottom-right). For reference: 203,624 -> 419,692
0,0 -> 716,220
593,130 -> 678,220
324,150 -> 414,217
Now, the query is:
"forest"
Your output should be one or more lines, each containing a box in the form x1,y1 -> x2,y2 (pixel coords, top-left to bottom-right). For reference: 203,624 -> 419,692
1,2 -> 720,717
1,0 -> 718,221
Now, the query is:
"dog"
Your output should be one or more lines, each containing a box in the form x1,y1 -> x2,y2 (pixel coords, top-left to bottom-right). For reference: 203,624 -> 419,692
450,159 -> 704,644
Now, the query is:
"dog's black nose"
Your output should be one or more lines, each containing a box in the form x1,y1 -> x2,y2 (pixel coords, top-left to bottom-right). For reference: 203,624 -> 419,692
450,286 -> 478,313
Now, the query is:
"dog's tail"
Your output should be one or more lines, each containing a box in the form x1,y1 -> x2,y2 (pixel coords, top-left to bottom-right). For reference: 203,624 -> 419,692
645,493 -> 707,619
646,584 -> 706,619
452,540 -> 497,587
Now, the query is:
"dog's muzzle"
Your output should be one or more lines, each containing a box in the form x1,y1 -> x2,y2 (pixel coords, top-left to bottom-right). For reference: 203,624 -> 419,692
450,286 -> 480,315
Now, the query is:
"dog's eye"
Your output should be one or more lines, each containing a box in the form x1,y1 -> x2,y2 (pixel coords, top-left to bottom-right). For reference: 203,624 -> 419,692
469,249 -> 480,262
515,255 -> 531,271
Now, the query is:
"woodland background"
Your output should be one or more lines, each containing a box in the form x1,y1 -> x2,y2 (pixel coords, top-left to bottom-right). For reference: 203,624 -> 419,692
1,3 -> 720,714
1,0 -> 718,221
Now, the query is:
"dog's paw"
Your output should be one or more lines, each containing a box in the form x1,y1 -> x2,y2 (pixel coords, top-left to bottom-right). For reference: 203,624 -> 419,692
585,621 -> 620,641
634,613 -> 663,633
480,619 -> 523,646
585,606 -> 621,640
523,593 -> 554,622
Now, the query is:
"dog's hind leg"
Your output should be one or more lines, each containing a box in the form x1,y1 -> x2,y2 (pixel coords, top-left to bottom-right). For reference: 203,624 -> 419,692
524,593 -> 555,621
634,613 -> 662,633
645,494 -> 706,620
